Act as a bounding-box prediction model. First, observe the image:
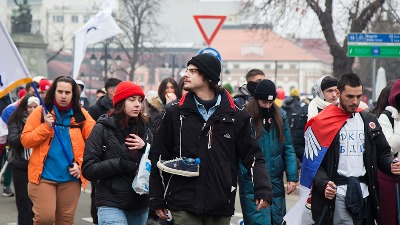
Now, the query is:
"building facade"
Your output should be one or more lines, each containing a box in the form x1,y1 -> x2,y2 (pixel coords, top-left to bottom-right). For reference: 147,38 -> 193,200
4,0 -> 333,97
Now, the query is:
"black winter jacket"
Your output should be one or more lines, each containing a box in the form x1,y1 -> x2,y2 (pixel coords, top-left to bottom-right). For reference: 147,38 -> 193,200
8,121 -> 28,169
292,106 -> 324,162
149,90 -> 272,216
311,111 -> 393,225
82,114 -> 152,211
88,95 -> 113,121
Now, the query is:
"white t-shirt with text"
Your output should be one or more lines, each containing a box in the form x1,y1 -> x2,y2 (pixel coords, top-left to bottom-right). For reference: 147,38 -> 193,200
337,113 -> 369,198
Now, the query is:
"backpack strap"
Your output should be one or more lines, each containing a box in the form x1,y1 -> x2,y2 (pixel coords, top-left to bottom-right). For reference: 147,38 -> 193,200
382,110 -> 394,129
53,123 -> 83,130
41,111 -> 84,131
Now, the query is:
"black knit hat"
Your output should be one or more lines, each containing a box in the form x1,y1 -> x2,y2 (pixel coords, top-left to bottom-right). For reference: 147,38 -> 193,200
187,53 -> 221,83
253,79 -> 276,101
321,76 -> 338,92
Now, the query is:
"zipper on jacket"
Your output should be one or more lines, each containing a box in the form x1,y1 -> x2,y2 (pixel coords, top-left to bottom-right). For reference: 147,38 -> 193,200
207,124 -> 213,149
250,157 -> 256,184
201,123 -> 206,131
198,123 -> 207,140
37,155 -> 47,183
179,115 -> 185,157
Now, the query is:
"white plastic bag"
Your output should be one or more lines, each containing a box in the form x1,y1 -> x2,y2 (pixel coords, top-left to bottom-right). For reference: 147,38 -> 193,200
132,144 -> 151,195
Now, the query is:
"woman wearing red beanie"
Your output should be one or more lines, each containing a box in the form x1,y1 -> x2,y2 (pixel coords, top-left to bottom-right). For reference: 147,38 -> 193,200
83,81 -> 152,225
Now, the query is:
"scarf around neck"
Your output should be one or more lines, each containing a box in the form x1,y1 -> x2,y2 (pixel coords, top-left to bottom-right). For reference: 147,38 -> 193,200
53,98 -> 73,111
307,96 -> 332,121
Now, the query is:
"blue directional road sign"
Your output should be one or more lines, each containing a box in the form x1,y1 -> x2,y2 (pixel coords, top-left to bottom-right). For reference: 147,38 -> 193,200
348,33 -> 400,43
198,47 -> 222,61
347,33 -> 400,58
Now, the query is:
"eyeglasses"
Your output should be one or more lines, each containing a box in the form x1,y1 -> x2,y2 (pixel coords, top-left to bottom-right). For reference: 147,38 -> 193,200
185,68 -> 199,74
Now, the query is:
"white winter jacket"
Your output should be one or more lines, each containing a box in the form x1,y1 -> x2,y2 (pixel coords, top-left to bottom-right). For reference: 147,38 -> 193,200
378,106 -> 400,156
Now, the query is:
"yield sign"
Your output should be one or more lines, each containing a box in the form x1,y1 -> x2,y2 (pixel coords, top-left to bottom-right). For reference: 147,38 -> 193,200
193,15 -> 226,46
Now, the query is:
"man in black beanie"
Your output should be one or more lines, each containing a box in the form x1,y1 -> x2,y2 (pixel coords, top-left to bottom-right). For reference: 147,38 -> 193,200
150,53 -> 272,225
186,53 -> 221,83
233,69 -> 266,108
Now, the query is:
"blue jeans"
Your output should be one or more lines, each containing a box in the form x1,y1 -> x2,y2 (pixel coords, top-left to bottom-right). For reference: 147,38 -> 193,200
98,206 -> 149,225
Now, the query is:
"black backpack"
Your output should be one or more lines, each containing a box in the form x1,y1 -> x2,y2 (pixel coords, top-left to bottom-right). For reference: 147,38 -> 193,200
382,110 -> 394,128
282,103 -> 303,137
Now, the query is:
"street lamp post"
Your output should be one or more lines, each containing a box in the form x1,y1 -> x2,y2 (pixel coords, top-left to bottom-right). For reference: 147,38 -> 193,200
89,39 -> 122,82
162,54 -> 186,80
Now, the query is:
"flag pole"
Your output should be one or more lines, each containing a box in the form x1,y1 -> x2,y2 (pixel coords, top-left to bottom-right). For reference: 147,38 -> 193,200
31,83 -> 73,167
0,18 -> 73,167
0,161 -> 8,180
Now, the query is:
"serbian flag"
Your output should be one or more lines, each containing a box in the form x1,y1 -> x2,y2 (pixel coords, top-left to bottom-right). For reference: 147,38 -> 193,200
283,104 -> 361,225
0,19 -> 32,98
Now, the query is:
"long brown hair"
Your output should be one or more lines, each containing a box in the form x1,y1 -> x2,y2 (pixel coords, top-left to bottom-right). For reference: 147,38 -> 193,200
158,77 -> 178,105
198,71 -> 222,94
8,94 -> 36,128
44,76 -> 81,112
246,99 -> 284,142
372,82 -> 394,117
111,98 -> 148,124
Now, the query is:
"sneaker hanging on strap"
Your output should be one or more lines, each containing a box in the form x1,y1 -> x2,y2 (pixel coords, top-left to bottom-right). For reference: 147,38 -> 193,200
157,157 -> 200,177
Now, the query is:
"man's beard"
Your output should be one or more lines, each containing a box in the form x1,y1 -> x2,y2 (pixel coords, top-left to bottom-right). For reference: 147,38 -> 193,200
183,85 -> 191,92
339,97 -> 359,113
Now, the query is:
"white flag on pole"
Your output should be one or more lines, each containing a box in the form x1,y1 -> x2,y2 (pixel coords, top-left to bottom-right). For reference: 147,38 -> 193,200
0,19 -> 32,98
375,67 -> 387,101
72,0 -> 122,79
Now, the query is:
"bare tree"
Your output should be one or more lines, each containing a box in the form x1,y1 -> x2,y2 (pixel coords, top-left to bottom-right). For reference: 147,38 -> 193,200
46,23 -> 67,63
117,0 -> 161,81
242,0 -> 388,77
45,8 -> 81,64
355,3 -> 400,86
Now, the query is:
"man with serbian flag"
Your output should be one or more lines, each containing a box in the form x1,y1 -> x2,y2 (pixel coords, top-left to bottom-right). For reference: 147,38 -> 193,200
284,73 -> 400,225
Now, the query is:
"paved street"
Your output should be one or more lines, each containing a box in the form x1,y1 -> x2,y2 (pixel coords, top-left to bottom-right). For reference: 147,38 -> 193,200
0,184 -> 300,225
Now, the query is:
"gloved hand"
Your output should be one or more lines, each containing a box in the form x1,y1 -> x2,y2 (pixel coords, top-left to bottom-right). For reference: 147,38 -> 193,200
120,159 -> 138,177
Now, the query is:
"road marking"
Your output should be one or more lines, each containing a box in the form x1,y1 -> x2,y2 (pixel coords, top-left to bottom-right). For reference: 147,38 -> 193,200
81,187 -> 92,194
82,217 -> 93,222
233,212 -> 243,217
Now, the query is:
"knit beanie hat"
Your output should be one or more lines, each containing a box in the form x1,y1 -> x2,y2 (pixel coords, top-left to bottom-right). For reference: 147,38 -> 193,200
290,88 -> 300,97
113,81 -> 145,107
39,79 -> 51,92
18,88 -> 26,99
187,53 -> 221,83
320,76 -> 338,92
276,88 -> 285,100
313,75 -> 337,100
389,79 -> 400,107
253,79 -> 277,101
27,96 -> 40,106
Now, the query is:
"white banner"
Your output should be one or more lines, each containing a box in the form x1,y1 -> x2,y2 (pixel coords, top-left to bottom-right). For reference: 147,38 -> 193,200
0,19 -> 32,98
72,0 -> 122,79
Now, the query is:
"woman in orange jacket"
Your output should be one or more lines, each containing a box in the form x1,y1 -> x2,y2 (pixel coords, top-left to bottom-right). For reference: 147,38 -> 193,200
21,76 -> 95,225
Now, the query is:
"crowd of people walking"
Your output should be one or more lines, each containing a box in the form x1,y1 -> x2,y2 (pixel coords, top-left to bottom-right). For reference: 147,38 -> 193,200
1,53 -> 400,225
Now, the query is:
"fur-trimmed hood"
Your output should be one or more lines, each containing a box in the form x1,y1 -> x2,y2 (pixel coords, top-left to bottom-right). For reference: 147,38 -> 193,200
146,96 -> 163,112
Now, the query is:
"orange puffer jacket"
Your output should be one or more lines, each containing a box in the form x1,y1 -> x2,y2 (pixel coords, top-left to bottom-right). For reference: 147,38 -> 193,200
21,105 -> 95,188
